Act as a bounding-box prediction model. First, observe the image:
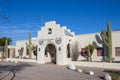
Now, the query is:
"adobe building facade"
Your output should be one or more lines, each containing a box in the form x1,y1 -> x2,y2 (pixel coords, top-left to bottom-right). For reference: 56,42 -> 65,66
15,21 -> 120,65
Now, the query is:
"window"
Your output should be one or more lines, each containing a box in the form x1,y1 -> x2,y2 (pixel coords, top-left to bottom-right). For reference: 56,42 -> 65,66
115,47 -> 120,56
67,44 -> 70,58
97,48 -> 104,56
81,48 -> 88,56
39,48 -> 40,52
48,28 -> 52,34
59,47 -> 61,51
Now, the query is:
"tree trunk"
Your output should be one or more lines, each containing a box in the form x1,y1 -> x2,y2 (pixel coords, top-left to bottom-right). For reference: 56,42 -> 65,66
88,51 -> 90,61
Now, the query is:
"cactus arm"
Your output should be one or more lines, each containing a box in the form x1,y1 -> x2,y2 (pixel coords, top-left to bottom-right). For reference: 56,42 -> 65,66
100,32 -> 109,46
29,33 -> 31,45
107,22 -> 112,43
102,30 -> 108,40
107,22 -> 112,59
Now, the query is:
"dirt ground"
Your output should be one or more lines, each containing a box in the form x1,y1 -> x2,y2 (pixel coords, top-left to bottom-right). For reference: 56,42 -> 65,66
0,61 -> 118,80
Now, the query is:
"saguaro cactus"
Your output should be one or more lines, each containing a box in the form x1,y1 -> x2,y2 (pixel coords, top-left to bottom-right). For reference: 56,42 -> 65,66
26,33 -> 32,59
100,22 -> 112,61
5,40 -> 8,58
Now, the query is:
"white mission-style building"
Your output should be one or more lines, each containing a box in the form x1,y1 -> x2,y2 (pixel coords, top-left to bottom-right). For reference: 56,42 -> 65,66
13,21 -> 120,65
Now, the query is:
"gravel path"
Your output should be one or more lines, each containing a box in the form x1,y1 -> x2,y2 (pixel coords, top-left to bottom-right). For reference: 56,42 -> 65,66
0,61 -> 108,80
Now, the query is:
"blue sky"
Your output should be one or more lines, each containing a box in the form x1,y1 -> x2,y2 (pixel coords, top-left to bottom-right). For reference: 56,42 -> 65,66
0,0 -> 120,45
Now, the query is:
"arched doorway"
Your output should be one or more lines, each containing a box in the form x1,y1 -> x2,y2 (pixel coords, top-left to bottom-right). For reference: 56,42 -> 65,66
67,44 -> 71,58
45,44 -> 56,63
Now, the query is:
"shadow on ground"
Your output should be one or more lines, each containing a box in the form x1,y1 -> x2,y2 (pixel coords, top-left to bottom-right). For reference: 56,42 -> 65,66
0,62 -> 33,80
103,69 -> 120,75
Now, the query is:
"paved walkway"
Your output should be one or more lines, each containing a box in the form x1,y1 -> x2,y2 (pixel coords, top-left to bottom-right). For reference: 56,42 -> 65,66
0,61 -> 114,80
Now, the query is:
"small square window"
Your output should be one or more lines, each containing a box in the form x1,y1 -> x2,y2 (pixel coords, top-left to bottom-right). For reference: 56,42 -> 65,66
115,47 -> 120,56
97,48 -> 104,56
48,28 -> 52,34
81,48 -> 88,56
59,47 -> 61,51
39,48 -> 40,51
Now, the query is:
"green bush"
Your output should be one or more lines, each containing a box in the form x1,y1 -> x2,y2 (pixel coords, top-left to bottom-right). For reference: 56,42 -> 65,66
110,73 -> 120,80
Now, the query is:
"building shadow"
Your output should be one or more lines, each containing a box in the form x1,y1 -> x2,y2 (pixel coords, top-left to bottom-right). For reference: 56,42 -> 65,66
93,34 -> 102,48
93,34 -> 108,61
0,62 -> 33,80
103,69 -> 120,75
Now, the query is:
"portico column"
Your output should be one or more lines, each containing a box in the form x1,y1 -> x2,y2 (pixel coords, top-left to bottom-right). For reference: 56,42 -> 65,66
37,45 -> 45,64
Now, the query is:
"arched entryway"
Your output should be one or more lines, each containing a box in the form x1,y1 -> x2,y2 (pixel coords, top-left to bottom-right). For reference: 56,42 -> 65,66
45,44 -> 56,63
67,44 -> 71,58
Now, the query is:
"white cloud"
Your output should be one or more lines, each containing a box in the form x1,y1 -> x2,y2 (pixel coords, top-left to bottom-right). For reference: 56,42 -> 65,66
12,30 -> 30,33
0,22 -> 41,44
0,26 -> 8,29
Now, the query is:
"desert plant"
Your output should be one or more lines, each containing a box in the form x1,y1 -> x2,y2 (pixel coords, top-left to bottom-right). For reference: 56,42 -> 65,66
110,73 -> 120,80
100,22 -> 112,62
18,47 -> 24,58
84,44 -> 95,61
4,40 -> 8,58
71,41 -> 80,61
26,33 -> 32,59
0,37 -> 12,46
0,46 -> 4,61
31,45 -> 37,59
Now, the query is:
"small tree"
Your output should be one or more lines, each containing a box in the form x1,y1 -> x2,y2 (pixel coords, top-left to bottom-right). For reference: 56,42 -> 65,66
18,47 -> 24,58
85,44 -> 95,61
31,45 -> 37,59
0,37 -> 12,46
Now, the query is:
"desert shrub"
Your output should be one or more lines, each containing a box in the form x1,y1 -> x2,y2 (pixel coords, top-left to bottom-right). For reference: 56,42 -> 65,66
71,41 -> 80,61
110,73 -> 120,80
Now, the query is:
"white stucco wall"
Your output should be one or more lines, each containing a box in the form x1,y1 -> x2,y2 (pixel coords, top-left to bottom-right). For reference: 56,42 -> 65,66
112,30 -> 120,61
15,21 -> 120,65
75,33 -> 103,61
16,40 -> 27,57
37,21 -> 74,65
16,38 -> 37,58
76,31 -> 120,61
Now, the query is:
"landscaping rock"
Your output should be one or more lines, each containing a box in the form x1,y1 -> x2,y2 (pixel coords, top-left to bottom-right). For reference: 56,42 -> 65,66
14,60 -> 18,63
104,74 -> 111,80
6,59 -> 9,62
68,64 -> 76,70
11,59 -> 14,62
77,69 -> 82,73
88,71 -> 94,75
